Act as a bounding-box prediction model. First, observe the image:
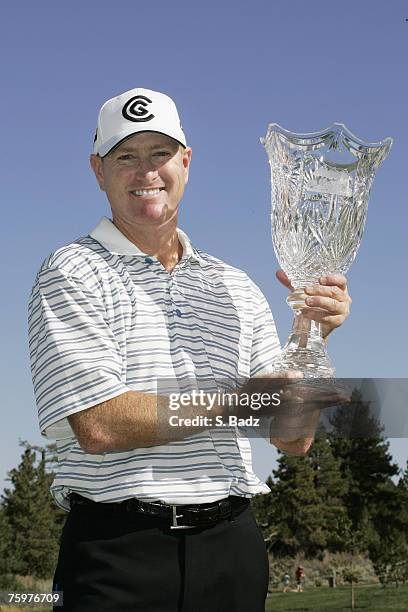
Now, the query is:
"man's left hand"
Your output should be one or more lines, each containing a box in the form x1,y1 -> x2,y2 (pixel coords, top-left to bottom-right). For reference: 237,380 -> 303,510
276,270 -> 352,339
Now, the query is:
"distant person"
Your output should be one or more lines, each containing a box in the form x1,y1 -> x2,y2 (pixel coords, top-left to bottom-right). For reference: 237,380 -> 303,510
296,566 -> 305,592
282,572 -> 291,592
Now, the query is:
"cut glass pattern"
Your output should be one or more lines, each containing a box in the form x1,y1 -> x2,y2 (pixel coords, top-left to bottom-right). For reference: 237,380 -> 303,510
261,123 -> 392,377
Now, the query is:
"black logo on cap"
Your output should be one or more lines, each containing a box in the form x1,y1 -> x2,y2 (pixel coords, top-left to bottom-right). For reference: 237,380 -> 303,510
122,95 -> 155,122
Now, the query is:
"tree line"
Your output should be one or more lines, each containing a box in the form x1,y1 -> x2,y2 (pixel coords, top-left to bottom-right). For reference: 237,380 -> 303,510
0,390 -> 407,584
252,390 -> 408,584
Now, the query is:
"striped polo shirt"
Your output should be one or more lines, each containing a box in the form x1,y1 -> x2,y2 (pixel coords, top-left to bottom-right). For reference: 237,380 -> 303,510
28,217 -> 281,511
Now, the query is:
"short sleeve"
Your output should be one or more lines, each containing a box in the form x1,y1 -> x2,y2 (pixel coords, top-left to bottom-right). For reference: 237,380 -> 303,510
28,266 -> 131,440
250,286 -> 281,376
237,284 -> 282,441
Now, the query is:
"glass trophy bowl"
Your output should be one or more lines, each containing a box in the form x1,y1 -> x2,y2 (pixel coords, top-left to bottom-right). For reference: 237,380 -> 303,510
261,123 -> 392,378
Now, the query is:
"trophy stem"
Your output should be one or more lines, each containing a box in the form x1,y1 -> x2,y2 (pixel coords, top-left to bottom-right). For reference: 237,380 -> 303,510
273,290 -> 335,378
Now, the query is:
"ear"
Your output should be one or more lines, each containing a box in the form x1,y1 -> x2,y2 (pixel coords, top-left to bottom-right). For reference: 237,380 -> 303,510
182,147 -> 192,184
90,154 -> 106,192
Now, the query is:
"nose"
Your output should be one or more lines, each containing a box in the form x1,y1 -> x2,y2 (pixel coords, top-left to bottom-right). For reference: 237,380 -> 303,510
134,157 -> 159,178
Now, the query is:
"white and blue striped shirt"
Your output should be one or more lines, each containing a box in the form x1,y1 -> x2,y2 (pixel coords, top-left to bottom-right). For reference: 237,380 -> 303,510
28,217 -> 281,510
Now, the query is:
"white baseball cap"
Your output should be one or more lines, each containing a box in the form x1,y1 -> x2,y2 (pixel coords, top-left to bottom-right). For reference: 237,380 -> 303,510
93,87 -> 187,157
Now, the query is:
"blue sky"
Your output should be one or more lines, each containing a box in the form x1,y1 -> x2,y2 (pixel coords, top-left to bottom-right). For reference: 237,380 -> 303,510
1,1 -> 407,492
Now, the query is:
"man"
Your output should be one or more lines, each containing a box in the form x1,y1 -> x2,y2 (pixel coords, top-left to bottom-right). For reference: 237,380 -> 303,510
28,88 -> 351,611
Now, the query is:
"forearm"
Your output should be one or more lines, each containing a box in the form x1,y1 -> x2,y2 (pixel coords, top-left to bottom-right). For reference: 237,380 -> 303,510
69,390 -> 224,454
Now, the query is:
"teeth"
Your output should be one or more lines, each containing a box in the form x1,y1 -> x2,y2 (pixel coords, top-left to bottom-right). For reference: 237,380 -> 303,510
132,188 -> 162,196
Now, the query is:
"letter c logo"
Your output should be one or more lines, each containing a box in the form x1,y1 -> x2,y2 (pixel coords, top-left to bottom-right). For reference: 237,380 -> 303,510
122,95 -> 155,122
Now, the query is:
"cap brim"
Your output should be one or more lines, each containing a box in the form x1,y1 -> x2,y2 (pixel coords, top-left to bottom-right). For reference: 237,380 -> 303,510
97,129 -> 186,157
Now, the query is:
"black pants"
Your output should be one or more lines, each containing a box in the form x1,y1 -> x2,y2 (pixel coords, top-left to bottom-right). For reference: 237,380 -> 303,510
53,501 -> 269,611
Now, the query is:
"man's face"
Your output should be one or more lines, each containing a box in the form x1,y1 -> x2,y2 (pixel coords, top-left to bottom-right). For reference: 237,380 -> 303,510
90,132 -> 192,228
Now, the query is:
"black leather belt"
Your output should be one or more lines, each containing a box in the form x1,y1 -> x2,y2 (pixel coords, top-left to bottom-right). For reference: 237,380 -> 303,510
69,492 -> 250,529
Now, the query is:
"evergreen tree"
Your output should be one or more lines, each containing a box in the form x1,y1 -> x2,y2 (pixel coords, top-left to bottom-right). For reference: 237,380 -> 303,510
251,475 -> 280,551
328,388 -> 382,440
253,429 -> 350,558
2,447 -> 39,575
398,460 -> 408,494
329,392 -> 398,520
309,434 -> 350,553
371,460 -> 408,586
397,460 -> 408,531
329,390 -> 406,569
0,504 -> 14,573
270,449 -> 321,557
253,390 -> 408,572
1,442 -> 65,579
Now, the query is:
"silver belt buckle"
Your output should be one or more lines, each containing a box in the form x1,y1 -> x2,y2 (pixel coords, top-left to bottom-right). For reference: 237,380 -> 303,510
170,505 -> 195,530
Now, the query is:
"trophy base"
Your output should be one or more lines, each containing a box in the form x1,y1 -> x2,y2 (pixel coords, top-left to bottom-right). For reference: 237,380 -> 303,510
272,346 -> 335,379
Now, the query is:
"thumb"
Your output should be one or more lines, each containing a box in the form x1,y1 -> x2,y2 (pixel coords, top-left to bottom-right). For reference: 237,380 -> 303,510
276,270 -> 293,291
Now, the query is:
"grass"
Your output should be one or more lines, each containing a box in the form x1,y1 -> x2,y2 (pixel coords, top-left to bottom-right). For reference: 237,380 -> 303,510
0,604 -> 52,612
1,583 -> 407,611
265,583 -> 408,611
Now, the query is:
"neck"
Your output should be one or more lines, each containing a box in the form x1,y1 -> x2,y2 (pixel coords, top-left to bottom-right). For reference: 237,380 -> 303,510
112,214 -> 182,273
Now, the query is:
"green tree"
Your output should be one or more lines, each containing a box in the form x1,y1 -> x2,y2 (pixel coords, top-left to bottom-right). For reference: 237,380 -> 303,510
329,390 -> 406,570
399,460 -> 408,490
370,461 -> 408,587
397,460 -> 408,546
253,429 -> 350,558
1,442 -> 65,579
0,504 -> 17,586
253,392 -> 408,570
309,433 -> 350,553
251,475 -> 278,550
253,450 -> 319,557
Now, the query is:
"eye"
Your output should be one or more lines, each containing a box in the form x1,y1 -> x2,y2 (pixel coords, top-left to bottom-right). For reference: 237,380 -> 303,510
117,154 -> 134,161
153,150 -> 171,158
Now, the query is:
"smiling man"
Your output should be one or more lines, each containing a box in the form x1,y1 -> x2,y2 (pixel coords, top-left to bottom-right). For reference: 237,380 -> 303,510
90,129 -> 191,273
28,88 -> 351,612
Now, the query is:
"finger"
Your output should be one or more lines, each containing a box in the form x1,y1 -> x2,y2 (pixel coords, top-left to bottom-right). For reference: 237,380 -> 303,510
303,296 -> 349,315
276,270 -> 294,291
301,310 -> 346,328
305,284 -> 348,302
319,274 -> 348,291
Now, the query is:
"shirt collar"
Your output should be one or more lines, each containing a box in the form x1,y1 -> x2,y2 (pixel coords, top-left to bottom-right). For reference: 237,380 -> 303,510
89,217 -> 203,265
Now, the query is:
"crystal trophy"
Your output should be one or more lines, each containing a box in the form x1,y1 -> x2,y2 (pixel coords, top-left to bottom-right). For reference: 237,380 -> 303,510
261,123 -> 392,378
